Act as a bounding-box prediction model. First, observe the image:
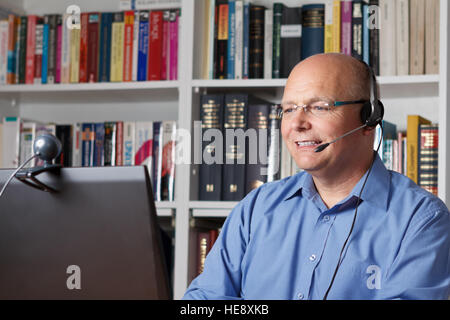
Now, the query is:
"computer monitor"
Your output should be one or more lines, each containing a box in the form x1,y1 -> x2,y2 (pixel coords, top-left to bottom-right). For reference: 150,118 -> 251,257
0,166 -> 171,300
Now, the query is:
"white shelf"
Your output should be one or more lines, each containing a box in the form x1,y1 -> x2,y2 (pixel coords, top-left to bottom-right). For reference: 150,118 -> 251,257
155,201 -> 177,217
0,81 -> 180,93
189,201 -> 238,218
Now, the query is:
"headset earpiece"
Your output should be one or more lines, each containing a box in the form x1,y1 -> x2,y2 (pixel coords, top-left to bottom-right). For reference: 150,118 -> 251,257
359,62 -> 384,127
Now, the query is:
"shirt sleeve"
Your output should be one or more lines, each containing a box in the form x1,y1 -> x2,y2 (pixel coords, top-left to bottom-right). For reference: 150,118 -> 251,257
381,208 -> 450,300
182,189 -> 258,300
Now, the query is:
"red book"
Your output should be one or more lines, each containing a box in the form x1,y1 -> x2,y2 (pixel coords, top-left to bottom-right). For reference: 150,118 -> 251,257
87,13 -> 100,82
79,13 -> 89,83
123,11 -> 134,82
169,9 -> 179,80
148,11 -> 163,81
340,1 -> 352,56
161,10 -> 170,80
25,15 -> 37,84
116,121 -> 124,166
34,17 -> 43,84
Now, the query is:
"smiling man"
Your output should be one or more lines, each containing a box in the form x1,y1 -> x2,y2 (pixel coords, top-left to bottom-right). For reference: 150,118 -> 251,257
183,53 -> 450,300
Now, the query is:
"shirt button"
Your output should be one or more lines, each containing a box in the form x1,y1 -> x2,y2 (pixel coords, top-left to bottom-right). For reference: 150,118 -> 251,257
297,293 -> 304,300
323,215 -> 330,222
309,254 -> 316,262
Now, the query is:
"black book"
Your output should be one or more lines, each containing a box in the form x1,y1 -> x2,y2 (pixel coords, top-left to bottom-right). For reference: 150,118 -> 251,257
18,16 -> 27,84
55,125 -> 73,167
222,93 -> 248,201
214,0 -> 228,79
104,122 -> 117,166
249,5 -> 265,79
199,94 -> 225,201
351,0 -> 363,61
369,0 -> 380,75
280,6 -> 302,78
245,99 -> 271,195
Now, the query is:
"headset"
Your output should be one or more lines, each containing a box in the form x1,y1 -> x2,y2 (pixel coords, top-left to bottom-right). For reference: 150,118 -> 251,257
322,61 -> 385,300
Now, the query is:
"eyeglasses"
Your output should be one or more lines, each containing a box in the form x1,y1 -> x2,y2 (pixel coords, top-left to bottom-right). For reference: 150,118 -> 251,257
277,99 -> 368,119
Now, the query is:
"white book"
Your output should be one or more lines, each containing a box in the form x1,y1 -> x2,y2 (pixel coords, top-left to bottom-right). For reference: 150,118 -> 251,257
135,121 -> 153,179
280,140 -> 291,179
2,117 -> 21,168
72,123 -> 82,167
19,122 -> 36,168
132,10 -> 139,81
396,0 -> 409,75
425,0 -> 439,74
234,0 -> 243,80
0,20 -> 8,85
409,0 -> 425,75
264,9 -> 273,79
379,0 -> 396,76
123,121 -> 136,166
160,121 -> 176,201
61,13 -> 72,84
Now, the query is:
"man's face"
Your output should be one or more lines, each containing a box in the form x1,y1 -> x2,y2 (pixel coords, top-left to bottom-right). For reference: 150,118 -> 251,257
280,59 -> 366,176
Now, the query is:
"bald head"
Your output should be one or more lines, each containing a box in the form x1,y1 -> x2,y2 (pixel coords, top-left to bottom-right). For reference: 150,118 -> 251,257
286,53 -> 372,102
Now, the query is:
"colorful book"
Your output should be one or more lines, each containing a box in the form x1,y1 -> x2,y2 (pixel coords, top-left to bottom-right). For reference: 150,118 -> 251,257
407,115 -> 431,183
227,0 -> 236,79
104,122 -> 117,166
79,12 -> 89,83
161,121 -> 176,201
98,12 -> 113,82
301,4 -> 325,60
110,12 -> 125,82
168,9 -> 179,80
55,15 -> 62,83
137,10 -> 149,81
81,123 -> 95,167
6,14 -> 17,84
418,124 -> 438,196
123,121 -> 136,166
123,11 -> 134,82
340,0 -> 352,56
148,11 -> 163,81
47,14 -> 57,84
25,15 -> 37,84
87,13 -> 99,82
55,124 -> 73,167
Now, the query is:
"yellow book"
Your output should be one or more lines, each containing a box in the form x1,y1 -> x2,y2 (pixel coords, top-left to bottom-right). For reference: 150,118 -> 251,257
69,27 -> 80,83
332,0 -> 341,53
324,0 -> 333,53
407,115 -> 431,183
110,12 -> 125,82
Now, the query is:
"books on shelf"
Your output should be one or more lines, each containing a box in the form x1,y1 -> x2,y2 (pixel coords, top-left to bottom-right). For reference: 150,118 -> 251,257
0,7 -> 180,86
0,117 -> 177,201
198,0 -> 440,80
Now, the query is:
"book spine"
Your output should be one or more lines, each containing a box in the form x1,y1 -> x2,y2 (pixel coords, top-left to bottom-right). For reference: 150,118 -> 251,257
18,17 -> 27,84
161,10 -> 170,80
425,0 -> 439,75
6,15 -> 17,84
135,121 -> 153,178
223,94 -> 247,201
271,3 -> 282,79
267,104 -> 280,182
362,3 -> 369,65
148,10 -> 163,81
301,5 -> 325,60
41,16 -> 49,84
47,14 -> 57,84
116,121 -> 124,166
169,9 -> 179,80
79,12 -> 89,83
61,14 -> 71,84
93,122 -> 105,166
55,15 -> 62,83
245,102 -> 269,195
263,9 -> 273,79
227,0 -> 236,79
369,0 -> 379,75
25,15 -> 36,84
249,5 -> 265,79
234,1 -> 243,80
55,125 -> 72,167
407,115 -> 431,183
110,12 -> 124,82
137,11 -> 149,81
215,2 -> 228,79
81,123 -> 95,167
69,18 -> 80,83
340,1 -> 352,56
2,117 -> 21,168
199,94 -> 224,201
87,13 -> 99,82
332,0 -> 341,53
19,122 -> 35,167
132,10 -> 140,81
351,1 -> 363,60
324,0 -> 333,53
280,6 -> 302,78
396,0 -> 409,75
34,17 -> 43,84
197,231 -> 211,275
242,1 -> 250,79
123,11 -> 134,82
104,122 -> 117,166
0,20 -> 8,85
161,121 -> 176,201
123,121 -> 136,166
379,0 -> 396,76
153,121 -> 162,200
71,123 -> 81,167
418,124 -> 438,196
98,13 -> 112,82
409,0 -> 425,75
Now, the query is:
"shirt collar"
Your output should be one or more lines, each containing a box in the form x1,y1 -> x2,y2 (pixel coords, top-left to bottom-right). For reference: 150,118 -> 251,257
283,153 -> 390,211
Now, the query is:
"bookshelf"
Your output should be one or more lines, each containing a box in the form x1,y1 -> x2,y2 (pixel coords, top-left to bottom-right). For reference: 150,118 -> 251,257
0,0 -> 449,300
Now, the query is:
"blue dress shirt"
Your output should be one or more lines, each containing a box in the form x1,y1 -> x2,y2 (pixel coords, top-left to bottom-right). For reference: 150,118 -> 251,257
183,154 -> 450,300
